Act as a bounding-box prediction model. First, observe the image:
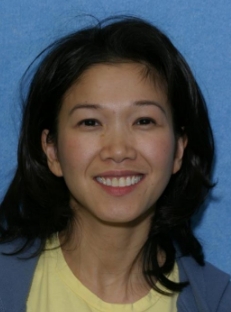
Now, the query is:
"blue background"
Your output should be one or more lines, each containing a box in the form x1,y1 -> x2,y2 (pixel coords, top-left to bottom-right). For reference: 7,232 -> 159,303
0,0 -> 230,275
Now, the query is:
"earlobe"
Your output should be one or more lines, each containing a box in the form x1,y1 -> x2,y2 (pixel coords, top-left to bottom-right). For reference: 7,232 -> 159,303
172,134 -> 188,174
41,130 -> 63,177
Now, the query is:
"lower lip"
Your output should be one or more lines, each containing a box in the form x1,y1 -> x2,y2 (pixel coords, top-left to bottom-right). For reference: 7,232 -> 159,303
94,177 -> 144,196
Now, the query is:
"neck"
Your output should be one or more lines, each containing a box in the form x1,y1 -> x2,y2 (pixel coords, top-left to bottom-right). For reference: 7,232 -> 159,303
59,208 -> 155,303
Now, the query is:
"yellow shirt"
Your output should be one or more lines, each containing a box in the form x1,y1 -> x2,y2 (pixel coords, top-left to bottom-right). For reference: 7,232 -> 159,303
27,236 -> 179,312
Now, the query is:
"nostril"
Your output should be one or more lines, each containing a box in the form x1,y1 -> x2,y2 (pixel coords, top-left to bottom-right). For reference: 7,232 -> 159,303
99,142 -> 137,163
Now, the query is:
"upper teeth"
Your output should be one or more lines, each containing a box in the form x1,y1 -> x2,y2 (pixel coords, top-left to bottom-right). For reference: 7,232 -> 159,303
96,176 -> 142,187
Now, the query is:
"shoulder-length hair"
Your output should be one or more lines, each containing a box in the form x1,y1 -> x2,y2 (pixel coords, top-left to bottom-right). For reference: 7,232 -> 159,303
0,16 -> 214,293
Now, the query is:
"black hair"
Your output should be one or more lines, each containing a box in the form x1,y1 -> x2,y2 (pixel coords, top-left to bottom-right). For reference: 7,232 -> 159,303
0,16 -> 214,294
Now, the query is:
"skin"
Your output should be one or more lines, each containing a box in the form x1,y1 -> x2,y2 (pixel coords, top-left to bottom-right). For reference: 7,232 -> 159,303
42,62 -> 187,303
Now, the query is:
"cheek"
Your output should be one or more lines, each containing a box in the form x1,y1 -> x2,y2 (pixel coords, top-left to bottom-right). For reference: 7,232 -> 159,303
57,134 -> 98,173
140,134 -> 176,168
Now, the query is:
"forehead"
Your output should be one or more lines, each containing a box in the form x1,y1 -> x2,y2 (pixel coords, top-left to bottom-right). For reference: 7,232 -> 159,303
63,62 -> 169,108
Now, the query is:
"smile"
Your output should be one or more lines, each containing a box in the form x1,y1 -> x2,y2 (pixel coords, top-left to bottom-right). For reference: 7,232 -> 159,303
96,175 -> 143,187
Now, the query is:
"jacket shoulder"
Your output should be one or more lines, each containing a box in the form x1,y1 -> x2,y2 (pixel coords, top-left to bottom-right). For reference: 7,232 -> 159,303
177,256 -> 231,312
0,239 -> 40,312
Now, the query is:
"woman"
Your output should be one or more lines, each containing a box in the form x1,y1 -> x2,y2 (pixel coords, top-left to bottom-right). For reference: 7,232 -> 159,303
0,17 -> 230,312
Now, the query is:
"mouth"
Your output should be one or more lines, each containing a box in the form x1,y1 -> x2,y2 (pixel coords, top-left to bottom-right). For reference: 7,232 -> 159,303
95,175 -> 143,188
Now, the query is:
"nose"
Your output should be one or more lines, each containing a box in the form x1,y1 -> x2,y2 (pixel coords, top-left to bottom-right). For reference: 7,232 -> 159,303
99,129 -> 137,163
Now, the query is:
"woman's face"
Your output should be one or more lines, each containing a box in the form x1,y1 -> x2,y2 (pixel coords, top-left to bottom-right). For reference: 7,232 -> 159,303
42,63 -> 186,224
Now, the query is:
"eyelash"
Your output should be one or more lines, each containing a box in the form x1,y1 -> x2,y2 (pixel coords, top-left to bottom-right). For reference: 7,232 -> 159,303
78,119 -> 100,127
78,117 -> 156,127
135,118 -> 156,125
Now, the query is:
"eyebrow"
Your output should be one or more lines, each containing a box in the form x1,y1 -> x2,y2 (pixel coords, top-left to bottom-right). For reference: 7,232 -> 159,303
134,100 -> 167,115
69,100 -> 166,116
69,103 -> 101,115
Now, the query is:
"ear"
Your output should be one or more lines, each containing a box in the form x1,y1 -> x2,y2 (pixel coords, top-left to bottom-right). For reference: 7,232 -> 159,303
41,130 -> 63,177
172,134 -> 188,174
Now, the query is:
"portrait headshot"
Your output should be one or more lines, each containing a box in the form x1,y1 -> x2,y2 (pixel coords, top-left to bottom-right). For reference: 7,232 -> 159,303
0,1 -> 230,311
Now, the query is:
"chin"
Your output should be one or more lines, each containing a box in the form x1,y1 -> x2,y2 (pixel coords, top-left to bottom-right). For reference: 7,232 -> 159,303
93,205 -> 154,226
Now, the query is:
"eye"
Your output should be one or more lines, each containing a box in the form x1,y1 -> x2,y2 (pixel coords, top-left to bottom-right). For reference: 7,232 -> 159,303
136,118 -> 156,125
78,119 -> 100,127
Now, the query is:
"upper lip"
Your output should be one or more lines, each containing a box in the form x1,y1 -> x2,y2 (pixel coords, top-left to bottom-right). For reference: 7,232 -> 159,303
94,170 -> 144,177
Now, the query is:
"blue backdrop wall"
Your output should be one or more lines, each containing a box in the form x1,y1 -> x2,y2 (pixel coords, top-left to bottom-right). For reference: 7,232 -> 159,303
0,0 -> 230,275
